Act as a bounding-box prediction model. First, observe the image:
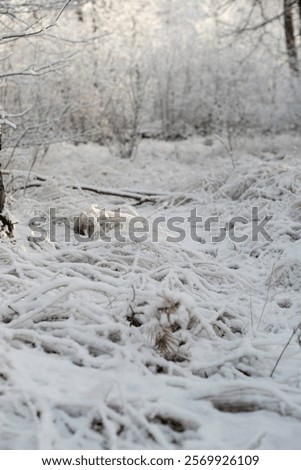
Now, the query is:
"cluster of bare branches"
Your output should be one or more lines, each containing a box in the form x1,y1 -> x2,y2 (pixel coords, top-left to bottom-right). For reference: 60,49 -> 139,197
215,0 -> 301,75
0,1 -> 73,43
0,0 -> 83,231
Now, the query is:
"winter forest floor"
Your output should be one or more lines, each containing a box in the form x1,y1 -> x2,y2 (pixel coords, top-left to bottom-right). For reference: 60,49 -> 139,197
0,134 -> 301,449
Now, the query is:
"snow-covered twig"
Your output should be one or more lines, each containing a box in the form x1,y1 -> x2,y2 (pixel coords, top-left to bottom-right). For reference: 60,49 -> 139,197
214,134 -> 236,169
270,322 -> 301,378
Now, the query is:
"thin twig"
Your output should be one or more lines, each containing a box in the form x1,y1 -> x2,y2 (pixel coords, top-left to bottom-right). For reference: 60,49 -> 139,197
0,0 -> 72,43
23,147 -> 40,196
214,134 -> 236,169
270,322 -> 301,378
257,263 -> 275,329
249,297 -> 255,338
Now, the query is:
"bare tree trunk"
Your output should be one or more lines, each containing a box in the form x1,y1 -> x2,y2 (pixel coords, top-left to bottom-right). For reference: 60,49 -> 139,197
297,0 -> 301,35
0,173 -> 6,213
0,125 -> 6,213
283,0 -> 299,75
0,120 -> 13,237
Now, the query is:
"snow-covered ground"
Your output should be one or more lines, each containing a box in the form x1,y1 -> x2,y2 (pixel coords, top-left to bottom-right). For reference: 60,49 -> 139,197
0,135 -> 301,449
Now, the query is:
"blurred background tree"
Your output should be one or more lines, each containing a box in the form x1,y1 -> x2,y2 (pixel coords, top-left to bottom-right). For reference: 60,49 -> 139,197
1,0 -> 301,159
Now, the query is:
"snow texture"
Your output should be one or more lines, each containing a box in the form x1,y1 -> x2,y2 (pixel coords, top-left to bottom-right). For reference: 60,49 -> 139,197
0,136 -> 301,449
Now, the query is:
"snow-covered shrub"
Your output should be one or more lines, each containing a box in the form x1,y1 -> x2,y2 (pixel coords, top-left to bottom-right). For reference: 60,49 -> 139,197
141,290 -> 197,361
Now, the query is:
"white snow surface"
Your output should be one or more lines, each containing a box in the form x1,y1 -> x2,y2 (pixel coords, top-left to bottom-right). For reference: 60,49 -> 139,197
1,135 -> 301,449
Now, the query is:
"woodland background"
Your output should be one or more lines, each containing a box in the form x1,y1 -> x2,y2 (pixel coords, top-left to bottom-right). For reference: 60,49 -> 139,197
1,0 -> 301,158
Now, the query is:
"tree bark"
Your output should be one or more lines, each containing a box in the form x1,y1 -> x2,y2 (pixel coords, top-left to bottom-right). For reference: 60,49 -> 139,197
283,0 -> 299,75
0,126 -> 6,212
0,120 -> 14,237
0,170 -> 6,213
298,0 -> 301,35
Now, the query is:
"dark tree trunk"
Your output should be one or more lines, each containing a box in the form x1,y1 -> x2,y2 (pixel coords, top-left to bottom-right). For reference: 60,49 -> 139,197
0,170 -> 6,213
0,126 -> 6,213
298,0 -> 301,35
0,122 -> 13,237
284,0 -> 299,75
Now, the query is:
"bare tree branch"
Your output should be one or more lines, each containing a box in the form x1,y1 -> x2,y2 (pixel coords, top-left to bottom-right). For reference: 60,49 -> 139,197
0,53 -> 79,79
0,0 -> 72,43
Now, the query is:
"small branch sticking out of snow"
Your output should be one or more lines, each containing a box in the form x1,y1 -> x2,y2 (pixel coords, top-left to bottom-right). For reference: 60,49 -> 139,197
214,134 -> 236,169
270,321 -> 301,378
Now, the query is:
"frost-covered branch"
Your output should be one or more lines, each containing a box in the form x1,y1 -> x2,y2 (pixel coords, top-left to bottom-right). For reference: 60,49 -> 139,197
0,0 -> 72,44
0,54 -> 79,79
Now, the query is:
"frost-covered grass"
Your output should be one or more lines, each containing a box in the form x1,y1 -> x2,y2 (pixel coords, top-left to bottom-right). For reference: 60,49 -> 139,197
0,135 -> 301,449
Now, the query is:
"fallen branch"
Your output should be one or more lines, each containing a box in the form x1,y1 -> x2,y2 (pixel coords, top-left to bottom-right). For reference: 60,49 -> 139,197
3,171 -> 168,203
74,184 -> 165,202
